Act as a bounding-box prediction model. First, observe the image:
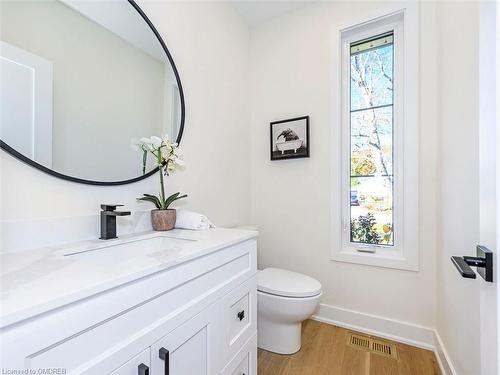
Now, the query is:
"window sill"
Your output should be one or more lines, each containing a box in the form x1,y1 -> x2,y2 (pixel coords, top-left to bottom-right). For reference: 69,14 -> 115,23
331,248 -> 419,271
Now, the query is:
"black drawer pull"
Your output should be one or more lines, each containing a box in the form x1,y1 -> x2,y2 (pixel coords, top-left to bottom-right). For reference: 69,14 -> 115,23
237,310 -> 245,321
138,363 -> 149,375
159,347 -> 170,375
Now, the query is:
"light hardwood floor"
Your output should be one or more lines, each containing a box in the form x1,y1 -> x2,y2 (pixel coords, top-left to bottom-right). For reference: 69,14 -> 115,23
257,320 -> 441,375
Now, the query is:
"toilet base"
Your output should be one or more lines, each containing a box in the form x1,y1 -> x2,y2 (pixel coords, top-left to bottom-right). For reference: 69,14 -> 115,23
258,319 -> 302,354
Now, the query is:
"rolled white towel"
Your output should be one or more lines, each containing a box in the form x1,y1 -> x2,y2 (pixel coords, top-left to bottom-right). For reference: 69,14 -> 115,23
174,209 -> 215,230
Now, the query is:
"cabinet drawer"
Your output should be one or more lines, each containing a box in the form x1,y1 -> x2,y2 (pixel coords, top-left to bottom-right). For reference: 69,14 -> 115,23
231,353 -> 249,375
222,276 -> 256,362
109,348 -> 150,375
221,333 -> 257,375
230,293 -> 249,342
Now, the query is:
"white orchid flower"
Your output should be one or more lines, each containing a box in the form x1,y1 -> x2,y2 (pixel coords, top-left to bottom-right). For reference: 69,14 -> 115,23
150,136 -> 163,148
160,145 -> 173,160
166,151 -> 182,169
164,143 -> 173,152
133,134 -> 187,211
138,137 -> 155,151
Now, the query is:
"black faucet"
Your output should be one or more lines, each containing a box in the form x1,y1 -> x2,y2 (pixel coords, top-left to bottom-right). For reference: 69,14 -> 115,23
100,204 -> 131,240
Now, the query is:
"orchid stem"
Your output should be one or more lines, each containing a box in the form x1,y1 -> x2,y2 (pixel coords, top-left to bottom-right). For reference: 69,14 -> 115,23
157,151 -> 166,209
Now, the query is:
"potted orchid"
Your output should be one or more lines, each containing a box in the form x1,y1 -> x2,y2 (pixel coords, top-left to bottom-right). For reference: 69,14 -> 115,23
131,135 -> 186,231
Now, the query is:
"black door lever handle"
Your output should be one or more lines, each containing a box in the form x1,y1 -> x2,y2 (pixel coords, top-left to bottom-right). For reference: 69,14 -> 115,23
451,256 -> 476,279
451,245 -> 493,282
463,256 -> 487,267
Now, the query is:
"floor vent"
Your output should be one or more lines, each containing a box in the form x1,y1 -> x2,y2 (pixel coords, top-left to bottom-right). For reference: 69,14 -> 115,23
347,333 -> 398,359
349,334 -> 370,349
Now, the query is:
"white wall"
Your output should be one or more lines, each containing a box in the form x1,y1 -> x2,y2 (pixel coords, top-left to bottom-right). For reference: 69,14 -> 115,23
249,1 -> 438,329
0,0 -> 251,252
436,2 -> 482,374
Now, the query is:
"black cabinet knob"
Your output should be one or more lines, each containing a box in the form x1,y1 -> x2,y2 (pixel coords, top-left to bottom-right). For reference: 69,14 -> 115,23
138,363 -> 149,375
237,310 -> 245,321
159,347 -> 170,375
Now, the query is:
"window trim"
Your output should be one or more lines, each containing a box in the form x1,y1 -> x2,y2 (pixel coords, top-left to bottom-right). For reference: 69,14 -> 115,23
331,8 -> 419,271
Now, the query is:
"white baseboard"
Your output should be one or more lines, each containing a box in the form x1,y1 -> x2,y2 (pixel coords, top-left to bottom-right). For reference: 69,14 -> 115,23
311,303 -> 456,375
433,330 -> 457,375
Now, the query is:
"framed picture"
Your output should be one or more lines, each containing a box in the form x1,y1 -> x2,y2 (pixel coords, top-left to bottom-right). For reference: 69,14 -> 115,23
270,116 -> 310,160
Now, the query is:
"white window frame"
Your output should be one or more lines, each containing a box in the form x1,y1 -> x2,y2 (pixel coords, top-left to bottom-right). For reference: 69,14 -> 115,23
331,9 -> 419,271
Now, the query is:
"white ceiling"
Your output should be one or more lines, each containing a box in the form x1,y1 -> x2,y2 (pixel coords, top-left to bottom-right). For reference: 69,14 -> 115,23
230,1 -> 316,28
62,0 -> 166,62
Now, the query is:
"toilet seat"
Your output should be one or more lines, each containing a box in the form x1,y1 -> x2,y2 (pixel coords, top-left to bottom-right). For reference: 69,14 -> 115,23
257,268 -> 322,298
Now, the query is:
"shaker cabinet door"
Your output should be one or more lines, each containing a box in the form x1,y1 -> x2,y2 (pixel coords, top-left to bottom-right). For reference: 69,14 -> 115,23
109,348 -> 151,375
151,305 -> 218,375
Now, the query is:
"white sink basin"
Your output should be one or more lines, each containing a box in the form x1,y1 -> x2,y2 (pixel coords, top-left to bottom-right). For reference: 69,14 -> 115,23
59,234 -> 196,258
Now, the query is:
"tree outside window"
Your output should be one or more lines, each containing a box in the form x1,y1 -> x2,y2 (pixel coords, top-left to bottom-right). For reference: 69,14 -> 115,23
349,33 -> 394,246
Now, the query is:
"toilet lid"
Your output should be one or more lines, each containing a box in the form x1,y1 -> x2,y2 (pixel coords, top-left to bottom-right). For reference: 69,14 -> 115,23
257,268 -> 322,298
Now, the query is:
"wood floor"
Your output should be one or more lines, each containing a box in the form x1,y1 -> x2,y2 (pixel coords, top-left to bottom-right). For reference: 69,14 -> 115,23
257,320 -> 441,375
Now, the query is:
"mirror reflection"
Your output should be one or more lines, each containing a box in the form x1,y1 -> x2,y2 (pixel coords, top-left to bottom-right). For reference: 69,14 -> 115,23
0,0 -> 183,182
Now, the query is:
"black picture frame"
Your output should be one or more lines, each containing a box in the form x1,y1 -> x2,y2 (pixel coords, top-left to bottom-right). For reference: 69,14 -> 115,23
0,0 -> 185,186
270,116 -> 310,161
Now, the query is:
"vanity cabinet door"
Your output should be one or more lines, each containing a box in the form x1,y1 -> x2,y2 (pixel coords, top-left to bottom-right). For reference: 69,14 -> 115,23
109,348 -> 151,375
151,304 -> 218,375
221,334 -> 257,375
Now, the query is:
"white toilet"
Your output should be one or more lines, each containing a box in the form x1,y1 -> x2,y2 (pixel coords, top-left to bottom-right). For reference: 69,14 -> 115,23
257,267 -> 322,354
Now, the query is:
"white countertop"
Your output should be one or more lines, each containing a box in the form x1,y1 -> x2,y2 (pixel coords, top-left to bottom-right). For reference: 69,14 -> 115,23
0,228 -> 257,329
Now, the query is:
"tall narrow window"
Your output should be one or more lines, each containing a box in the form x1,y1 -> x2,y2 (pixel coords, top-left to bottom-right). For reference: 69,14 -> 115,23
333,10 -> 419,271
349,33 -> 394,246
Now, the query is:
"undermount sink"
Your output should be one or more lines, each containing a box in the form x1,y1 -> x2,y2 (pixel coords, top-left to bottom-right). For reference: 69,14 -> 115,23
58,234 -> 196,258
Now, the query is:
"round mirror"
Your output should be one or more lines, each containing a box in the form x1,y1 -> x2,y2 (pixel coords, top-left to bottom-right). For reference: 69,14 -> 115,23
0,0 -> 185,185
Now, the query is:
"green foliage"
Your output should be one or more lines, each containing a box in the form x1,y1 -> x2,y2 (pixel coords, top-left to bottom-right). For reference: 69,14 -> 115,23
350,213 -> 381,244
138,192 -> 187,210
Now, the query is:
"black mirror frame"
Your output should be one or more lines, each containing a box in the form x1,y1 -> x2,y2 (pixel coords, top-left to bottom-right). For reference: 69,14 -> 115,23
0,0 -> 185,186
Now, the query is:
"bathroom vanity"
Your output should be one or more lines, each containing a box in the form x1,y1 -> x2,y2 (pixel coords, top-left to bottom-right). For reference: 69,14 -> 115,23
0,228 -> 257,375
1,1 -> 256,373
